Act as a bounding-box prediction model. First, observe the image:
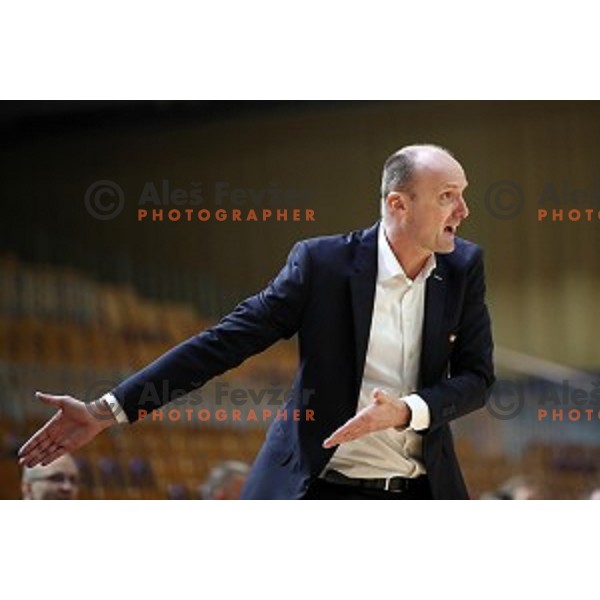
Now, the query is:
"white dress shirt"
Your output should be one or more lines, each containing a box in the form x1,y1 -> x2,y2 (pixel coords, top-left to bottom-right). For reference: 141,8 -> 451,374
104,226 -> 434,478
321,225 -> 434,479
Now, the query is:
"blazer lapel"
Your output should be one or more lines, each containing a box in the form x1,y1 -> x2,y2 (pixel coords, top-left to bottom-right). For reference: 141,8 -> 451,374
349,222 -> 379,392
420,256 -> 448,387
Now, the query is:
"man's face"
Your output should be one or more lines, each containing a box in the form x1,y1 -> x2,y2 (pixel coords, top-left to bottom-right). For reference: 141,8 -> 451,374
22,455 -> 80,500
401,152 -> 470,255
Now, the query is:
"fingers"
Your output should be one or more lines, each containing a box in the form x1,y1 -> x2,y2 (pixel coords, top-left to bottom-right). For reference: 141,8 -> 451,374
21,423 -> 78,467
18,404 -> 66,467
322,431 -> 347,448
323,414 -> 367,448
19,422 -> 56,463
19,431 -> 57,468
322,389 -> 400,448
28,429 -> 55,457
40,444 -> 68,467
18,392 -> 66,455
35,391 -> 67,408
372,388 -> 391,404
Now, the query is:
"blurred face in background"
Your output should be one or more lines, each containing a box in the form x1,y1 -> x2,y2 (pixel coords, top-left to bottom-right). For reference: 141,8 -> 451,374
511,483 -> 543,500
22,454 -> 79,500
216,473 -> 247,500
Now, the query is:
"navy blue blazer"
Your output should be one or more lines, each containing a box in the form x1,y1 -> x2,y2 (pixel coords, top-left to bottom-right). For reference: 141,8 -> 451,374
112,222 -> 495,499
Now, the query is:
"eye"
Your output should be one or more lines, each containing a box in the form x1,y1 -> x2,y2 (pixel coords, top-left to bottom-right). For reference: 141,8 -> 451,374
440,191 -> 454,203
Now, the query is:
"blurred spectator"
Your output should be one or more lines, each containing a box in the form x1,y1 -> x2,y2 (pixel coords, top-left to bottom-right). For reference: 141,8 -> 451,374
498,475 -> 544,500
21,453 -> 79,500
128,456 -> 155,487
167,483 -> 189,500
97,456 -> 126,487
74,456 -> 95,487
199,460 -> 249,500
551,445 -> 596,474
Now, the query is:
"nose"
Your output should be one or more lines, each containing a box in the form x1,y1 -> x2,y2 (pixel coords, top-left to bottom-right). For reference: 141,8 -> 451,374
455,195 -> 469,220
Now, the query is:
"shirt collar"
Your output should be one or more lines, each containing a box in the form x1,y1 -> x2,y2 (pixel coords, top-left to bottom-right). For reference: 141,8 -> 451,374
377,225 -> 437,284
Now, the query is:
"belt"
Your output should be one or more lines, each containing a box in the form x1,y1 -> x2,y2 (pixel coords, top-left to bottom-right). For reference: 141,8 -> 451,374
322,469 -> 426,494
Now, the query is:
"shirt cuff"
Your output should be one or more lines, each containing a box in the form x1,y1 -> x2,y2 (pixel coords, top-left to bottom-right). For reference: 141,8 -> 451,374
100,392 -> 129,424
403,393 -> 430,431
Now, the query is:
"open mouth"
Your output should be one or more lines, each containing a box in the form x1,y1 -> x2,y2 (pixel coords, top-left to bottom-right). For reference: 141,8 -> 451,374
444,225 -> 456,234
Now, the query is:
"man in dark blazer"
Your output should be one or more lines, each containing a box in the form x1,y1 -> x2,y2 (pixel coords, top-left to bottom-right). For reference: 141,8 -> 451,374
18,144 -> 494,500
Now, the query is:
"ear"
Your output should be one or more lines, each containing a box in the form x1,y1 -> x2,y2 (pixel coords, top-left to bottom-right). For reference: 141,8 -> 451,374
385,191 -> 410,213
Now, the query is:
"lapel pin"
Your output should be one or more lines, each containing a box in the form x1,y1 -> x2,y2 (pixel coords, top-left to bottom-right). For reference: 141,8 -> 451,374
449,333 -> 457,343
433,274 -> 443,281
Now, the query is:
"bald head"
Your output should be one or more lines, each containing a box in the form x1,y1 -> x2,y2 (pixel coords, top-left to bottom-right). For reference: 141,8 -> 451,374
22,453 -> 79,500
381,144 -> 462,199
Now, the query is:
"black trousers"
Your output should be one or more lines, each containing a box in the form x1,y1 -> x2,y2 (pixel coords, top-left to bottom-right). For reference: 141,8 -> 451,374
302,477 -> 433,500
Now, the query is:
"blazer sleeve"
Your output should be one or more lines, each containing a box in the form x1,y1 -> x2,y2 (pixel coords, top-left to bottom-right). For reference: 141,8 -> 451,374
417,249 -> 495,432
111,241 -> 312,422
